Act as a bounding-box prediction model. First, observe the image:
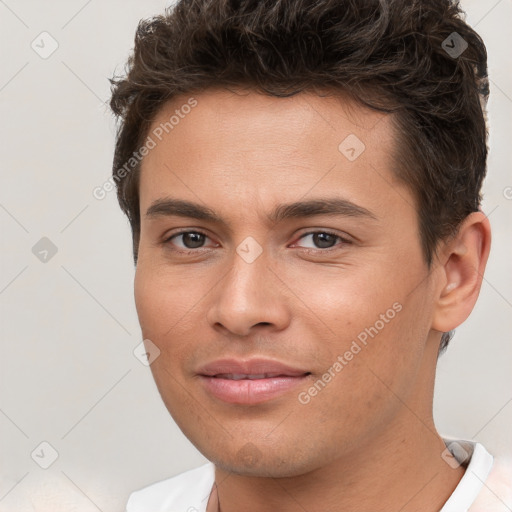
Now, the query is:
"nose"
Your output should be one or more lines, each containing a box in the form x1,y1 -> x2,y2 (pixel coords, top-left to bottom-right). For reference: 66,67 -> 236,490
206,245 -> 291,337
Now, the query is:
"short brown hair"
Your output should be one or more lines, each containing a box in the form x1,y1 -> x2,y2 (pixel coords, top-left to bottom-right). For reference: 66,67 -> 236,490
109,0 -> 489,352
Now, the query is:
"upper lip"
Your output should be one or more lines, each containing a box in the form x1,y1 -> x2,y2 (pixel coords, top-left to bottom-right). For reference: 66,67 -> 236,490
197,358 -> 310,377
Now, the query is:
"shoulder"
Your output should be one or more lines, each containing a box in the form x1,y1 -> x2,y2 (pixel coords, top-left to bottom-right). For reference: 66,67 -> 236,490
126,462 -> 215,512
470,453 -> 512,512
440,437 -> 512,512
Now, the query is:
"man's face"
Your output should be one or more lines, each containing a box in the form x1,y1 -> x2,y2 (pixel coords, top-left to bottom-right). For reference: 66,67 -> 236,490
134,88 -> 439,477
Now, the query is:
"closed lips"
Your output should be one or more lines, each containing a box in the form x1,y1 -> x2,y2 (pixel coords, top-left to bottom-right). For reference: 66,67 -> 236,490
197,358 -> 312,404
197,358 -> 310,377
213,373 -> 309,380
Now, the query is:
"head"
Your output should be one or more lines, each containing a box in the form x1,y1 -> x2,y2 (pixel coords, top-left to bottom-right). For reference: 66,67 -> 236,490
109,0 -> 490,477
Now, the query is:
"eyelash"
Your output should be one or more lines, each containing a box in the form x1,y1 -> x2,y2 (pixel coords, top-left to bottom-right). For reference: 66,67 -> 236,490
162,229 -> 350,255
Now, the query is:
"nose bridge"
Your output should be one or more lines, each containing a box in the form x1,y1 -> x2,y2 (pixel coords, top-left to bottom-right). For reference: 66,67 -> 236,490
207,238 -> 289,336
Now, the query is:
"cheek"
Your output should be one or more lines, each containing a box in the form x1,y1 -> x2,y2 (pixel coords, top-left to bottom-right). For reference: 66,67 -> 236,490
300,265 -> 429,403
134,263 -> 196,338
133,263 -> 210,381
134,265 -> 198,409
296,307 -> 422,454
134,266 -> 162,337
291,265 -> 400,342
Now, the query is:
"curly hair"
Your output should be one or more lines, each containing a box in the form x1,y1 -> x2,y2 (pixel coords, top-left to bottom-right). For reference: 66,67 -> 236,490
109,0 -> 489,353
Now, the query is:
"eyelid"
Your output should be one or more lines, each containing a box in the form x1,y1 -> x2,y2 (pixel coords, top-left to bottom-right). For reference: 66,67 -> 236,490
291,229 -> 351,251
162,228 -> 352,253
163,228 -> 210,241
162,228 -> 218,252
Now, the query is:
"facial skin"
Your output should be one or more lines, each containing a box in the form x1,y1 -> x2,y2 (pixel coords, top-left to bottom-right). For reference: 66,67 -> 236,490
134,88 -> 491,512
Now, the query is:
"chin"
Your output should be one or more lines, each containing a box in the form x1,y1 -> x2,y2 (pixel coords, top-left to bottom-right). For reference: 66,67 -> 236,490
206,443 -> 321,479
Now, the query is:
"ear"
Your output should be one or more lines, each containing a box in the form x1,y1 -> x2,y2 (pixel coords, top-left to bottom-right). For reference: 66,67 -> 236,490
431,211 -> 491,334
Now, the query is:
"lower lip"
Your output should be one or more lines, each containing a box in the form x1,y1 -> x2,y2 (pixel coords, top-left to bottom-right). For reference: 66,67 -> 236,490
199,375 -> 309,404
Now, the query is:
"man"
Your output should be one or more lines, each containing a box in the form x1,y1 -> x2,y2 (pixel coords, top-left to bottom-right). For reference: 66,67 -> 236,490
109,0 -> 511,510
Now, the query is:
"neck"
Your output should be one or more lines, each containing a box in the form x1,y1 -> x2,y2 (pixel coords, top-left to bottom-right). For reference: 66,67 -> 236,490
212,421 -> 464,512
209,340 -> 465,512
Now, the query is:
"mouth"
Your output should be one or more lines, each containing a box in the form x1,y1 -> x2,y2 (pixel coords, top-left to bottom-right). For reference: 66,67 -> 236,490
212,373 -> 301,380
197,359 -> 311,404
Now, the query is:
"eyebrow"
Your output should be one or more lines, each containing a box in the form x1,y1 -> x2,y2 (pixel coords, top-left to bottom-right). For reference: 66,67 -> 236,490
145,197 -> 377,227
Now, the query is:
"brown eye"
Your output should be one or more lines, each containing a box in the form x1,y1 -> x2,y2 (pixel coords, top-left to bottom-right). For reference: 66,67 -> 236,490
295,231 -> 347,250
311,232 -> 338,249
165,230 -> 214,252
177,232 -> 207,249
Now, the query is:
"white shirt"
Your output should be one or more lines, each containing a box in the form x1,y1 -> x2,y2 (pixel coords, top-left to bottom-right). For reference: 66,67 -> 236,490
126,438 -> 512,512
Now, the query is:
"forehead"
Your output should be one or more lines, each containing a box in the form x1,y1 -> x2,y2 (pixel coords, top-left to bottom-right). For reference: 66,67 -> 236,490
145,87 -> 393,156
138,88 -> 408,223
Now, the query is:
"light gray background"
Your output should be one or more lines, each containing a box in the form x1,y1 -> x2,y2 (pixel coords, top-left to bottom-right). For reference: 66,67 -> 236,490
0,1 -> 511,510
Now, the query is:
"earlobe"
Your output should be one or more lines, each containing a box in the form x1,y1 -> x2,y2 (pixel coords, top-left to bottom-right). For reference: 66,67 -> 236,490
432,211 -> 491,334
